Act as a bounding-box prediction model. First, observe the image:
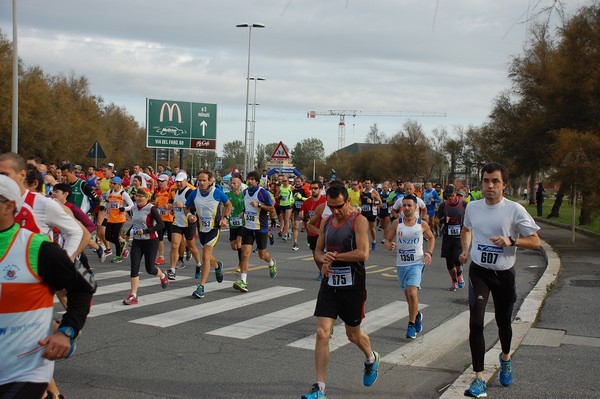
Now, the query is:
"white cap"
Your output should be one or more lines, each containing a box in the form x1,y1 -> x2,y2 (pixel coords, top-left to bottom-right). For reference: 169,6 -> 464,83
157,174 -> 170,181
175,172 -> 188,182
0,175 -> 23,208
108,162 -> 115,168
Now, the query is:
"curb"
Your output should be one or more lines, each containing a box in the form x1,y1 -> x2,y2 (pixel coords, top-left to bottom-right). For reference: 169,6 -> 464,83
439,239 -> 561,398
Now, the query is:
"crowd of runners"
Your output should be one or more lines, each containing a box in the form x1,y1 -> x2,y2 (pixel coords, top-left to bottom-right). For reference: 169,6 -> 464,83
0,153 -> 540,399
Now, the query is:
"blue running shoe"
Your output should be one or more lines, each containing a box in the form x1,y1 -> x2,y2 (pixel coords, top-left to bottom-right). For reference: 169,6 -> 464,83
192,284 -> 205,299
464,377 -> 487,398
371,242 -> 376,251
363,351 -> 380,387
499,353 -> 513,386
406,323 -> 417,339
269,233 -> 275,246
195,266 -> 201,279
111,256 -> 123,264
415,312 -> 423,333
458,274 -> 465,288
301,383 -> 327,399
215,261 -> 224,283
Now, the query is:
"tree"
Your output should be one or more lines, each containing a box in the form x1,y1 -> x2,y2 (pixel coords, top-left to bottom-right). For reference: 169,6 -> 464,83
365,123 -> 386,144
291,138 -> 324,174
221,140 -> 245,172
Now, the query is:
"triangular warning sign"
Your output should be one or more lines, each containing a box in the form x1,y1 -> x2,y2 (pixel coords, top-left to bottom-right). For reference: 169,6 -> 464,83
271,141 -> 290,159
86,141 -> 107,159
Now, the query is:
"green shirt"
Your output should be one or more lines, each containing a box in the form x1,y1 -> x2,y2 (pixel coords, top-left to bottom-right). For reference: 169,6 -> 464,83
227,190 -> 245,229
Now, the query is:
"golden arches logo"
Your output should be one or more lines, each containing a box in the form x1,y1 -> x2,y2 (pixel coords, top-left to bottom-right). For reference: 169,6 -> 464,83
159,102 -> 183,123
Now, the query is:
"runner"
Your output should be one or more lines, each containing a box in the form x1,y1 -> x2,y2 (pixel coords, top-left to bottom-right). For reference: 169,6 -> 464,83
105,176 -> 133,264
384,194 -> 435,339
291,176 -> 310,251
378,181 -> 392,243
434,184 -> 467,291
301,183 -> 379,399
154,174 -> 173,265
277,176 -> 293,240
234,171 -> 277,293
185,170 -> 231,299
122,188 -> 169,305
459,162 -> 540,398
226,173 -> 245,272
360,178 -> 382,251
301,180 -> 327,280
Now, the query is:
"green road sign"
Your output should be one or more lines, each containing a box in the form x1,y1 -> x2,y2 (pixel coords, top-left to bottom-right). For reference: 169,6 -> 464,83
146,98 -> 217,150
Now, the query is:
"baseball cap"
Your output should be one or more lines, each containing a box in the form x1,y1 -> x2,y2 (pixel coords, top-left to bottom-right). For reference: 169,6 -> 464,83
111,176 -> 122,185
108,162 -> 115,168
396,179 -> 404,185
74,164 -> 82,170
444,184 -> 456,196
157,174 -> 169,181
0,175 -> 22,207
175,172 -> 188,182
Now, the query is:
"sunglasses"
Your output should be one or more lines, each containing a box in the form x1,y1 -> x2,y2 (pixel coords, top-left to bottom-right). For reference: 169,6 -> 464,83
310,187 -> 320,190
327,201 -> 347,210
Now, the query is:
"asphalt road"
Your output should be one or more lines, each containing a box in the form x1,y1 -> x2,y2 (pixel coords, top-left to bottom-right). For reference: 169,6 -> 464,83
53,227 -> 546,399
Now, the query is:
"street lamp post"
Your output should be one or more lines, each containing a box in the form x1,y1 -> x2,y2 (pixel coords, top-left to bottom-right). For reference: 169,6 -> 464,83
248,77 -> 265,172
236,23 -> 265,177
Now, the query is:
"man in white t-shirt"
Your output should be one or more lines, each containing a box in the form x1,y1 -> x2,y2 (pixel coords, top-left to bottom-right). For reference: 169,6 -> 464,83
391,182 -> 426,219
459,162 -> 540,398
130,164 -> 155,191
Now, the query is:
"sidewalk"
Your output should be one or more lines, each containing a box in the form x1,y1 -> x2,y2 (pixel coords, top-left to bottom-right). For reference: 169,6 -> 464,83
441,220 -> 600,398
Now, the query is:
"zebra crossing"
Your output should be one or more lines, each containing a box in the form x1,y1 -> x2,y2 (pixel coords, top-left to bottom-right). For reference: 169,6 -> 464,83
86,270 -> 490,366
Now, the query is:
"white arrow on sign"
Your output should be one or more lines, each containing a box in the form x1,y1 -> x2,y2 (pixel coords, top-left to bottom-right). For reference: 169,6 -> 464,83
200,120 -> 208,136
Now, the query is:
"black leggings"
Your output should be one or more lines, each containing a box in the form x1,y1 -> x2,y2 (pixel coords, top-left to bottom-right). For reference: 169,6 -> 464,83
0,381 -> 48,398
130,239 -> 159,278
468,262 -> 516,372
106,222 -> 124,255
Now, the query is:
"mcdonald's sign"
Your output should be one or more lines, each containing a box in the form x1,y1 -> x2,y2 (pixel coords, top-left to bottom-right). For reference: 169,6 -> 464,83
146,98 -> 217,150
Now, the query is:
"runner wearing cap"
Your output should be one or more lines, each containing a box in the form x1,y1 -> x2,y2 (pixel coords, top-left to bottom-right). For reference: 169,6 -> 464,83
105,176 -> 134,263
154,174 -> 173,265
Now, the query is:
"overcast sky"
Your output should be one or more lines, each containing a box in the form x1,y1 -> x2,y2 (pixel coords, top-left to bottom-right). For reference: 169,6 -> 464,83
0,0 -> 588,157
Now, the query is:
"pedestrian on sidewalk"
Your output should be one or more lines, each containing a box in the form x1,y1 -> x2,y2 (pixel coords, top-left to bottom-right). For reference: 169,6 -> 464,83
459,162 -> 541,398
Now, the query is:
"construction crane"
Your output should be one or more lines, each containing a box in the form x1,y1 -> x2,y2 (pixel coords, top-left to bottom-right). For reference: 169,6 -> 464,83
307,110 -> 447,150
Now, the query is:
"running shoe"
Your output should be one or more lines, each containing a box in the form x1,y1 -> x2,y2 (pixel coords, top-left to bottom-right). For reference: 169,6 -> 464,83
215,261 -> 224,283
278,230 -> 283,237
120,243 -> 127,257
448,282 -> 457,292
104,249 -> 113,257
282,234 -> 288,241
371,242 -> 376,251
122,293 -> 138,305
195,266 -> 202,279
292,243 -> 299,251
155,256 -> 166,265
122,247 -> 129,259
192,284 -> 205,299
458,274 -> 465,288
269,234 -> 275,245
111,256 -> 123,264
300,227 -> 305,233
406,323 -> 417,339
363,351 -> 380,387
301,384 -> 327,399
176,259 -> 186,270
315,272 -> 322,281
166,269 -> 176,280
95,246 -> 104,260
160,270 -> 169,289
498,353 -> 513,386
233,279 -> 248,293
464,377 -> 487,398
185,249 -> 191,261
415,312 -> 423,333
381,239 -> 385,244
269,259 -> 278,278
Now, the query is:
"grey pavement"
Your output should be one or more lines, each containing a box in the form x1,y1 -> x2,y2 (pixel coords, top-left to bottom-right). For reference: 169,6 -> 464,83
442,220 -> 600,398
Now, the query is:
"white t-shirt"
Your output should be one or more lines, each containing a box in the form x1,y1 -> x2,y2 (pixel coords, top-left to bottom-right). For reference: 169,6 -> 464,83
130,172 -> 153,188
463,198 -> 539,271
392,196 -> 426,218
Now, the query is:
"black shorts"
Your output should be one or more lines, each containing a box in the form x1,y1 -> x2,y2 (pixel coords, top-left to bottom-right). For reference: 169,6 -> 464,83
229,227 -> 243,242
198,228 -> 219,247
172,224 -> 197,241
314,285 -> 366,327
157,221 -> 172,242
293,210 -> 303,221
241,228 -> 268,250
363,213 -> 377,222
101,219 -> 107,227
278,205 -> 292,214
441,237 -> 462,269
307,235 -> 319,251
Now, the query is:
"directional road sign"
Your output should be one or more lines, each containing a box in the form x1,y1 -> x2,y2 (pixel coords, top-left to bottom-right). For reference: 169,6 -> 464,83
146,98 -> 217,150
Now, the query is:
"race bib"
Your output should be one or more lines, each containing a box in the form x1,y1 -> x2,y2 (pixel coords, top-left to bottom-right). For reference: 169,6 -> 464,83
328,266 -> 353,287
109,201 -> 119,210
447,224 -> 461,236
477,244 -> 503,266
200,217 -> 212,229
230,217 -> 243,227
362,204 -> 372,212
295,201 -> 303,208
158,207 -> 169,216
380,202 -> 387,209
398,249 -> 416,263
173,206 -> 183,213
245,213 -> 256,222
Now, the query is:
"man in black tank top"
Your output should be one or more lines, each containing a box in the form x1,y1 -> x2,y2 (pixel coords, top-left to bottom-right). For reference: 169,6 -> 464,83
301,184 -> 380,399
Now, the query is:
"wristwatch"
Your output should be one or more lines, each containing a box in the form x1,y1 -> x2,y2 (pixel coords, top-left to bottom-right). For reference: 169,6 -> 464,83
508,236 -> 517,246
58,326 -> 78,358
